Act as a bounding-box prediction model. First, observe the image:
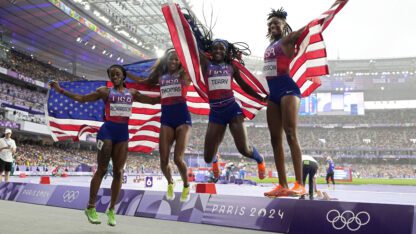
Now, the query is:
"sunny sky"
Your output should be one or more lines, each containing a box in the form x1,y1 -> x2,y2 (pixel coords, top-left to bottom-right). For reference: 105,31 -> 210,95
190,0 -> 416,60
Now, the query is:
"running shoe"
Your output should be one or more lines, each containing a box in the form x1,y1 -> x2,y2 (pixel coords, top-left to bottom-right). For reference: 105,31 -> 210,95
212,162 -> 220,179
290,182 -> 307,196
84,208 -> 101,224
106,209 -> 116,226
257,161 -> 266,180
264,184 -> 293,198
180,186 -> 190,202
166,183 -> 175,200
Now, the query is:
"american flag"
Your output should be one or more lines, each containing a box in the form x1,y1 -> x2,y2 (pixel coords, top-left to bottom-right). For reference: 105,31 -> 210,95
290,0 -> 349,97
46,80 -> 162,153
162,0 -> 348,101
46,61 -> 209,153
162,3 -> 266,120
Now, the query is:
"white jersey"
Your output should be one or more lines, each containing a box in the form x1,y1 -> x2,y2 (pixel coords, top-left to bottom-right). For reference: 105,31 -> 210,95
0,138 -> 16,162
302,155 -> 317,164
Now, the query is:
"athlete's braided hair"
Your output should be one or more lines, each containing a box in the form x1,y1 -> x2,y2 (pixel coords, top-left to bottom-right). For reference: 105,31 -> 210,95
266,7 -> 292,40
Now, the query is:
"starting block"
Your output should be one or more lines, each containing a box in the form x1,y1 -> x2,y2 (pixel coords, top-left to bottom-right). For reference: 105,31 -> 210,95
196,183 -> 216,194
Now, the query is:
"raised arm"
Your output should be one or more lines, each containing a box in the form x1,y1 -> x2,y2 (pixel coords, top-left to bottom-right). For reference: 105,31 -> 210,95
199,50 -> 210,74
130,89 -> 160,105
232,64 -> 266,102
280,25 -> 307,58
49,80 -> 107,103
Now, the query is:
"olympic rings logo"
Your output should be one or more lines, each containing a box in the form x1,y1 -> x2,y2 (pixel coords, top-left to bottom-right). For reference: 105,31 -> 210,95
326,209 -> 370,231
63,190 -> 80,203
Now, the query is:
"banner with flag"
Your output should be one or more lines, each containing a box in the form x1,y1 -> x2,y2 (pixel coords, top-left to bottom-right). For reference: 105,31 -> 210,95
161,0 -> 348,99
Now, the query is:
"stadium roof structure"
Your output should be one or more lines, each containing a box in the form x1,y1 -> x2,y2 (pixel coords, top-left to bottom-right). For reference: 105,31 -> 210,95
0,0 -> 192,80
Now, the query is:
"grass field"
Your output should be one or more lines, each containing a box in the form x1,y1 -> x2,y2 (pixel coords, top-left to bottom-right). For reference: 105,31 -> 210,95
248,177 -> 416,186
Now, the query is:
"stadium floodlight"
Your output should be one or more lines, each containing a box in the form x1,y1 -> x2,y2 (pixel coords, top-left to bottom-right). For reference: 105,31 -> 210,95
109,54 -> 113,58
121,58 -> 124,63
84,4 -> 90,10
91,45 -> 96,50
102,50 -> 106,54
76,37 -> 82,42
117,57 -> 120,61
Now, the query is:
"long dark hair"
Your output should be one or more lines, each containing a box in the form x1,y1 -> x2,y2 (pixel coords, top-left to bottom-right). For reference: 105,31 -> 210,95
147,49 -> 185,85
266,8 -> 292,40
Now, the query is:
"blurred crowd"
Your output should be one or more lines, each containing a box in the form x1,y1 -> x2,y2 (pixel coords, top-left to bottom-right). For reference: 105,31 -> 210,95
187,123 -> 416,154
0,49 -> 82,82
0,79 -> 45,111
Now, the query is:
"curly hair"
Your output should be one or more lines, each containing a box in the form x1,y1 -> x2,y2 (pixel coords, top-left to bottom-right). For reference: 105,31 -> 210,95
210,39 -> 251,65
266,7 -> 292,40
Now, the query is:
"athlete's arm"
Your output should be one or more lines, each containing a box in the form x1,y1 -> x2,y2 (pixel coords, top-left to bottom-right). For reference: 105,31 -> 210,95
49,81 -> 108,102
232,64 -> 267,102
199,51 -> 210,74
280,26 -> 306,58
130,89 -> 160,105
127,71 -> 159,85
182,71 -> 192,86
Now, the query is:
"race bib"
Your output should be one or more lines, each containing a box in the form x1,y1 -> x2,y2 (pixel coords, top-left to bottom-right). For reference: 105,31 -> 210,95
109,103 -> 132,117
208,76 -> 231,91
263,60 -> 277,77
160,84 -> 182,99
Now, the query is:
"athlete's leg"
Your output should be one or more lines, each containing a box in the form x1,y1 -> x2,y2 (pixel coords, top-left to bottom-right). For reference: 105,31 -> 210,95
203,122 -> 227,164
109,141 -> 128,210
173,124 -> 192,188
159,126 -> 176,184
280,95 -> 302,185
266,100 -> 287,187
87,140 -> 112,208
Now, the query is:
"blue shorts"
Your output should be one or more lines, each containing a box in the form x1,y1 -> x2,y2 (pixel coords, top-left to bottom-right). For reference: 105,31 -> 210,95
160,102 -> 192,129
267,74 -> 301,105
97,121 -> 129,144
209,100 -> 243,125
